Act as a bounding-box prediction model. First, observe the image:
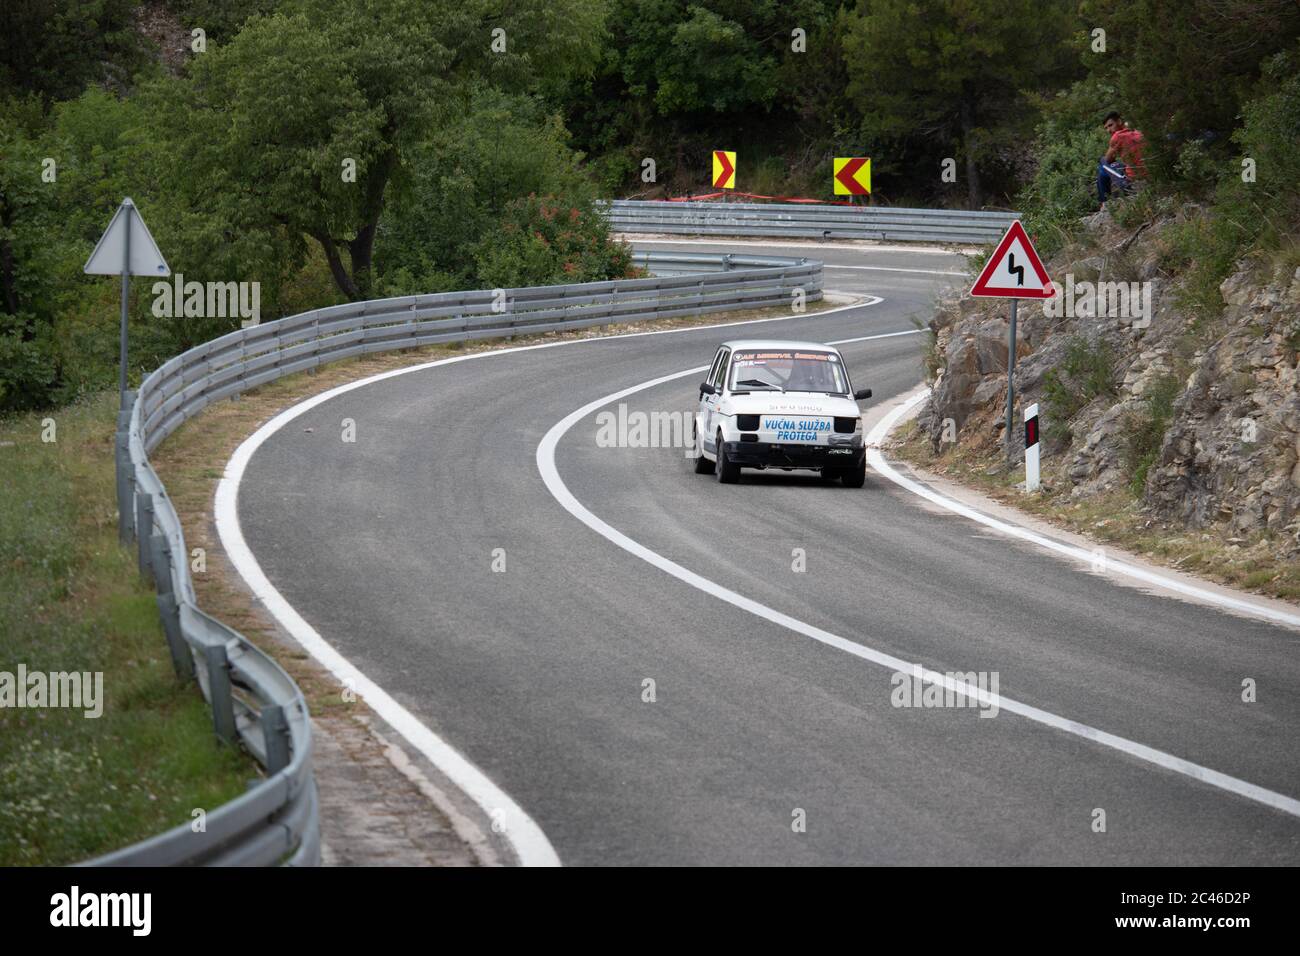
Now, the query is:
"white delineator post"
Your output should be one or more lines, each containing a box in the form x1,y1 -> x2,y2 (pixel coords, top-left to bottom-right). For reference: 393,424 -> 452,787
1024,402 -> 1041,492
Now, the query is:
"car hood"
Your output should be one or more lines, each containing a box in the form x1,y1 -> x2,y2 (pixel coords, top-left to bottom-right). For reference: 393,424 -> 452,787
722,393 -> 862,417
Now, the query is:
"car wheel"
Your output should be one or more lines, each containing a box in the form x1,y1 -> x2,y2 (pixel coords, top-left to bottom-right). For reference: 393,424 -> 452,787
842,457 -> 866,488
693,423 -> 715,474
716,430 -> 740,484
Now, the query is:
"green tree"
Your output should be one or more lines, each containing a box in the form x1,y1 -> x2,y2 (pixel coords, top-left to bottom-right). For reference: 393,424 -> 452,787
841,0 -> 1079,206
154,0 -> 609,300
162,0 -> 279,45
472,193 -> 633,289
375,90 -> 603,294
0,97 -> 80,408
558,0 -> 842,194
1078,0 -> 1300,181
0,0 -> 149,104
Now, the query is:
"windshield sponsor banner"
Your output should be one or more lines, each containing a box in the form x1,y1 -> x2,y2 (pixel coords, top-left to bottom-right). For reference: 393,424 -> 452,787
734,350 -> 835,363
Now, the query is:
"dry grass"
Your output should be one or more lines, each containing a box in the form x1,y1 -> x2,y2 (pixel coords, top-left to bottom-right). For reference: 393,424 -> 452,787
889,420 -> 1300,604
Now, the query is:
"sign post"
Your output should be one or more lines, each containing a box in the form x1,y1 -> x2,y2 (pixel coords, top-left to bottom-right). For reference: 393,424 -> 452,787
1006,299 -> 1018,462
968,220 -> 1054,464
119,203 -> 131,397
83,197 -> 170,404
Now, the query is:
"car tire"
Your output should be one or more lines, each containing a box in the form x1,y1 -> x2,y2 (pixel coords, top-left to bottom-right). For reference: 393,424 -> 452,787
693,424 -> 714,474
842,457 -> 866,488
716,431 -> 740,484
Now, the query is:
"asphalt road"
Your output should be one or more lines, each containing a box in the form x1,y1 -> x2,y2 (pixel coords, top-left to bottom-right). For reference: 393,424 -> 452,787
237,240 -> 1300,865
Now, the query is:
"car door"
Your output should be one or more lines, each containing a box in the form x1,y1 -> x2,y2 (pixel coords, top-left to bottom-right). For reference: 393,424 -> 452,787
699,347 -> 729,451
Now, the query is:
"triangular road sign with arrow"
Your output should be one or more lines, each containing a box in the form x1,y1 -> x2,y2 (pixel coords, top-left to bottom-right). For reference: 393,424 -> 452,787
82,197 -> 172,401
84,197 -> 170,277
969,220 -> 1053,299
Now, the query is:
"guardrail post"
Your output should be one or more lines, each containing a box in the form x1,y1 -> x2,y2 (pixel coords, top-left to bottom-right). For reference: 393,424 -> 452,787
115,432 -> 133,545
261,704 -> 291,774
157,594 -> 194,680
149,534 -> 194,679
204,644 -> 237,746
149,533 -> 170,595
135,494 -> 154,580
116,391 -> 135,544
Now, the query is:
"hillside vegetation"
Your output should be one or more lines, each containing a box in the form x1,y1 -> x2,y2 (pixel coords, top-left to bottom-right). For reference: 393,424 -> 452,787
1,0 -> 1297,419
903,49 -> 1300,600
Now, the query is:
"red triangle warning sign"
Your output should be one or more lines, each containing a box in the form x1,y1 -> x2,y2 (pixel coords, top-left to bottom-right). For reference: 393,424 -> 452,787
969,221 -> 1055,299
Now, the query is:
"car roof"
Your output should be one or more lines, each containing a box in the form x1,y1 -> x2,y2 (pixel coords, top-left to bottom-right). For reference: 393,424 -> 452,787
720,339 -> 841,352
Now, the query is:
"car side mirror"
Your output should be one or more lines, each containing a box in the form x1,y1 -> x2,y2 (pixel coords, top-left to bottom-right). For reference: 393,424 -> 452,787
700,382 -> 717,396
854,388 -> 872,401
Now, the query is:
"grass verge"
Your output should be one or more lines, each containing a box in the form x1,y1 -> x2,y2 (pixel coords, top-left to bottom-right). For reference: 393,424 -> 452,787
0,394 -> 255,865
889,418 -> 1300,604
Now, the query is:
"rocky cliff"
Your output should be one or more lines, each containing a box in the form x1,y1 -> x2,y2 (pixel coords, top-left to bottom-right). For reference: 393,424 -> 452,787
916,204 -> 1300,559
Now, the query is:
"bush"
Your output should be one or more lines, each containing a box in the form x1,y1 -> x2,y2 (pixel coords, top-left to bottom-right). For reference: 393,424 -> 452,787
473,195 -> 633,289
0,332 -> 59,412
161,0 -> 275,44
1019,125 -> 1108,255
1041,335 -> 1116,441
1015,75 -> 1119,255
1122,372 -> 1180,495
375,90 -> 600,295
1159,44 -> 1300,326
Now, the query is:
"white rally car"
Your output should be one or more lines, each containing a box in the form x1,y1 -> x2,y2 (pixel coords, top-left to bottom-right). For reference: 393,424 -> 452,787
692,339 -> 873,487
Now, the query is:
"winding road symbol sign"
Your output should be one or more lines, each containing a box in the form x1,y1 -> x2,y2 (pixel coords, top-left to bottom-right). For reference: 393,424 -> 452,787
833,157 -> 871,195
969,220 -> 1054,299
712,150 -> 736,190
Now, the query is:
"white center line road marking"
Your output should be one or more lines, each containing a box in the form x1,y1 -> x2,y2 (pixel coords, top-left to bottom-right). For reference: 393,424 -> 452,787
215,296 -> 887,867
867,389 -> 1300,633
535,339 -> 1300,822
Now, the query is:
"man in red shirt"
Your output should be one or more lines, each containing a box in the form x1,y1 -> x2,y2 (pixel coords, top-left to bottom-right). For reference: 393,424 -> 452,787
1098,111 -> 1147,204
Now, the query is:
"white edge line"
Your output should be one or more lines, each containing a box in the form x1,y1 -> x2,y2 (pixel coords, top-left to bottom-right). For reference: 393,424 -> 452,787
213,295 -> 884,867
624,236 -> 978,256
866,390 -> 1300,632
826,265 -> 968,277
534,339 -> 1300,821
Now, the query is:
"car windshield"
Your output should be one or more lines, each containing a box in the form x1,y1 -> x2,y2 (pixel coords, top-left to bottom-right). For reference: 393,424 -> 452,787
728,349 -> 847,393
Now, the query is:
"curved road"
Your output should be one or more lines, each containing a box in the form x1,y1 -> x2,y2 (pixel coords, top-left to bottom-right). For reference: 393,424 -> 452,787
235,241 -> 1300,865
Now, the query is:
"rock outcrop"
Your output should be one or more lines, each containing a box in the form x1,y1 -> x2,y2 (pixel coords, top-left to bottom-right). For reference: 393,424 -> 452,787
917,204 -> 1300,555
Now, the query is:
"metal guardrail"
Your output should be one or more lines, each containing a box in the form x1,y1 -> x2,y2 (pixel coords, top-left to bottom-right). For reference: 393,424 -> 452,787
94,251 -> 819,865
93,394 -> 319,866
603,199 -> 1020,245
